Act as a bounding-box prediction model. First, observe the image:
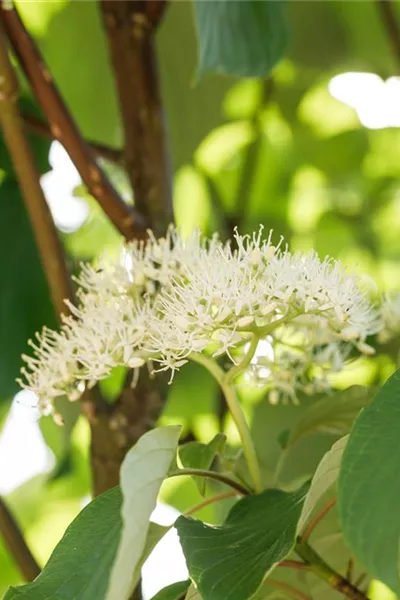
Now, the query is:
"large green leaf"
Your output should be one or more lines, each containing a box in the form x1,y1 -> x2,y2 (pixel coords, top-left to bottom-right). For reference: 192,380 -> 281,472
4,484 -> 170,600
338,370 -> 400,595
106,426 -> 182,600
176,485 -> 308,600
285,386 -> 373,449
4,487 -> 122,600
297,436 -> 348,534
0,177 -> 56,401
193,0 -> 288,78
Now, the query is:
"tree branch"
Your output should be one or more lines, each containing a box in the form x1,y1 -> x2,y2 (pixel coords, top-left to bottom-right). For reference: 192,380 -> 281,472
0,22 -> 73,315
376,0 -> 400,70
100,0 -> 173,235
22,112 -> 123,164
0,2 -> 147,241
0,498 -> 40,581
295,537 -> 370,600
169,468 -> 251,496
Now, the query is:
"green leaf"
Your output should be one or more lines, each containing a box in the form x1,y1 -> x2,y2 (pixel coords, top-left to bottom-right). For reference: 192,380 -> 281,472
193,0 -> 288,79
338,370 -> 400,595
286,386 -> 373,448
151,581 -> 191,600
0,177 -> 56,400
176,485 -> 308,600
4,487 -> 122,600
179,434 -> 226,495
297,436 -> 348,534
106,426 -> 182,600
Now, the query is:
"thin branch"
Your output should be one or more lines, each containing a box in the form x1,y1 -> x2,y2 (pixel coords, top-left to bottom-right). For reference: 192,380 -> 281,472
169,469 -> 251,497
100,0 -> 173,235
376,0 -> 400,69
295,537 -> 370,600
0,22 -> 73,315
0,2 -> 147,241
263,579 -> 312,600
184,490 -> 240,517
279,560 -> 309,571
0,497 -> 40,581
301,497 -> 336,541
22,112 -> 123,164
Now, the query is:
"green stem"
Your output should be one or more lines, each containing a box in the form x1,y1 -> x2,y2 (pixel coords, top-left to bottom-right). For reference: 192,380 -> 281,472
169,468 -> 251,496
273,448 -> 288,486
225,334 -> 259,384
190,352 -> 263,493
295,537 -> 369,600
256,312 -> 296,337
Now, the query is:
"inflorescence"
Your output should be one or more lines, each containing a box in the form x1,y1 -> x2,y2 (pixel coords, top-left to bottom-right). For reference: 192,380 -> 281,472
19,226 -> 382,415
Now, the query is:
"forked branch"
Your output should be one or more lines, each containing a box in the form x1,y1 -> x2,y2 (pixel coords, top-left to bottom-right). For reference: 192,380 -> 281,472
0,2 -> 147,241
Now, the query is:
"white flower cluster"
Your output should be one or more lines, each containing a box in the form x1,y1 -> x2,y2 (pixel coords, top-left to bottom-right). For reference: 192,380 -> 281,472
20,226 -> 381,413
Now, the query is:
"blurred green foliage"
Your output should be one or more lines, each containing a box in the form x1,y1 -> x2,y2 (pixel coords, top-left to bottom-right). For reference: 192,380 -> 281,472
2,0 -> 400,597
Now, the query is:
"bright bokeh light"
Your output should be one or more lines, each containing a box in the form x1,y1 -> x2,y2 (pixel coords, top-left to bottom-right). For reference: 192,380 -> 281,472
41,141 -> 88,232
142,503 -> 188,599
329,72 -> 400,129
0,390 -> 53,495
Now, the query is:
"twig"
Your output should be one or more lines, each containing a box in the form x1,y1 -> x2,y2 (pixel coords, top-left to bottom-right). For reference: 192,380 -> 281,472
169,468 -> 251,496
100,0 -> 173,235
22,112 -> 123,164
376,0 -> 400,69
0,2 -> 147,241
0,23 -> 73,315
263,578 -> 311,600
279,560 -> 309,570
0,497 -> 40,581
301,497 -> 336,541
295,537 -> 370,600
184,490 -> 240,517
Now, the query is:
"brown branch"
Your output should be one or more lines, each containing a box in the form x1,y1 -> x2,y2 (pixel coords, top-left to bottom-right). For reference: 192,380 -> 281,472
301,497 -> 336,541
184,490 -> 240,517
0,2 -> 147,241
100,0 -> 173,235
169,468 -> 251,496
0,22 -> 73,315
376,0 -> 400,70
22,112 -> 123,164
263,579 -> 312,600
88,0 -> 174,498
0,497 -> 40,581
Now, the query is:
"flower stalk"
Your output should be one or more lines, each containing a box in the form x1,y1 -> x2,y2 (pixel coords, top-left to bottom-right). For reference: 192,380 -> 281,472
190,352 -> 263,493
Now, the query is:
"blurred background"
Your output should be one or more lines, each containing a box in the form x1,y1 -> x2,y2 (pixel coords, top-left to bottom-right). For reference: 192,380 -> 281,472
1,1 -> 400,597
